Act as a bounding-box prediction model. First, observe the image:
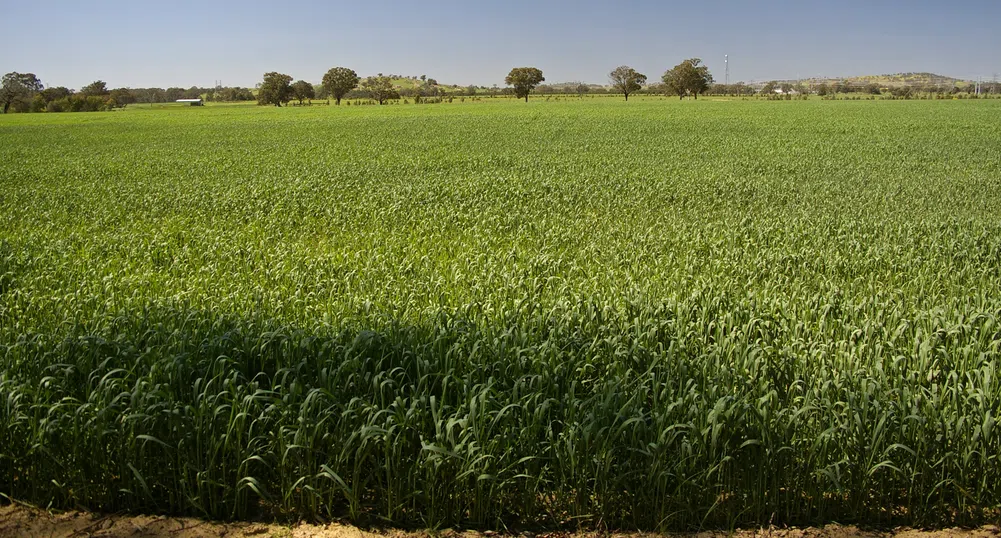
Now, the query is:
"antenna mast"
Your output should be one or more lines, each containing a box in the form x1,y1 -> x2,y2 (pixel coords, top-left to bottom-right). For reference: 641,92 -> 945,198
725,55 -> 729,86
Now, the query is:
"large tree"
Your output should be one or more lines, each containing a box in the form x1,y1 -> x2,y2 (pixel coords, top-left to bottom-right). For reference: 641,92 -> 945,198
321,67 -> 359,105
1,72 -> 43,113
80,80 -> 109,97
258,72 -> 293,107
504,67 -> 545,102
291,80 -> 315,105
40,86 -> 72,103
662,58 -> 714,100
362,76 -> 399,105
109,88 -> 135,108
609,66 -> 646,101
133,87 -> 162,106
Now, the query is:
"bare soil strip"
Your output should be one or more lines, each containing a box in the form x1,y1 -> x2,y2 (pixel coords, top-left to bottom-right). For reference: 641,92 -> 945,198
1,505 -> 999,538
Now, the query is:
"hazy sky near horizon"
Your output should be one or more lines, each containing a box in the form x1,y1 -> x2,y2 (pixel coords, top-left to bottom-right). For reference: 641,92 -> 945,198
3,0 -> 999,90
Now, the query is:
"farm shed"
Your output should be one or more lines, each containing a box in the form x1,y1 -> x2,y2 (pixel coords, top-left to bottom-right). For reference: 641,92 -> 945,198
176,98 -> 203,106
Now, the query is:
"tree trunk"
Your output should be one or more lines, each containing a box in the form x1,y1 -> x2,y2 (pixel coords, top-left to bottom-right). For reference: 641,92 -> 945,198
524,95 -> 528,103
336,97 -> 341,105
2,102 -> 8,114
624,93 -> 628,101
694,93 -> 698,100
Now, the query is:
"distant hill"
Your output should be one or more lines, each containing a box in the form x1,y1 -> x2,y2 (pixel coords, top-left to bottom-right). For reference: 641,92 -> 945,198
385,76 -> 472,91
800,72 -> 967,88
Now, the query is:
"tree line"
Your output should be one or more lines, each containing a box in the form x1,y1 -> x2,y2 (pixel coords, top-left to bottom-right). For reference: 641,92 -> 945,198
255,59 -> 715,107
0,73 -> 258,114
5,62 -> 997,113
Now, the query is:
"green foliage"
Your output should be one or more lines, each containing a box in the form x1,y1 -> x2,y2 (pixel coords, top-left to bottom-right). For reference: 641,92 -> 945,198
662,59 -> 714,100
361,76 -> 399,105
109,88 -> 135,108
504,67 -> 545,102
1,100 -> 1001,530
80,80 -> 109,97
608,66 -> 646,101
258,72 -> 293,107
212,86 -> 256,102
322,67 -> 360,105
1,72 -> 43,113
290,80 -> 315,105
39,86 -> 71,102
41,93 -> 111,112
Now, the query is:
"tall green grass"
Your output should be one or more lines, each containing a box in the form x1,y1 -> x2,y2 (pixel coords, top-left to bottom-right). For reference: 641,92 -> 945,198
1,99 -> 1000,529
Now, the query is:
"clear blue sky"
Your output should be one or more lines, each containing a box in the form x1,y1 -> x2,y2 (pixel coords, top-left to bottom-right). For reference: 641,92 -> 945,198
3,0 -> 999,89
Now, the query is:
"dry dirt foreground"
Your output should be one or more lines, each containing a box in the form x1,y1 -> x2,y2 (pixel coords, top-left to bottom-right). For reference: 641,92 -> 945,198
1,505 -> 999,538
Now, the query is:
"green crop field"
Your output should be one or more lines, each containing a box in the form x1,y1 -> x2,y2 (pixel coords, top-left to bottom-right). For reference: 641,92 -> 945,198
1,99 -> 1000,530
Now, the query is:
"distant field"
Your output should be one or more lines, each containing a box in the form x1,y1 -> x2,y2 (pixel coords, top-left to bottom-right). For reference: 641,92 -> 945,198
1,99 -> 1000,529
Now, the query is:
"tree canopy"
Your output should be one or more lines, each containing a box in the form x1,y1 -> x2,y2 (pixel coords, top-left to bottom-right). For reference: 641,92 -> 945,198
291,80 -> 315,105
80,80 -> 109,97
504,67 -> 545,102
662,59 -> 714,100
609,66 -> 646,101
1,72 -> 43,113
109,88 -> 135,107
258,72 -> 293,107
362,76 -> 399,105
40,86 -> 71,103
322,67 -> 359,105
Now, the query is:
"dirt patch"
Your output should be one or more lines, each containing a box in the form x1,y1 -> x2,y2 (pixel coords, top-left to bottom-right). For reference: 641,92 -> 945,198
1,504 -> 999,538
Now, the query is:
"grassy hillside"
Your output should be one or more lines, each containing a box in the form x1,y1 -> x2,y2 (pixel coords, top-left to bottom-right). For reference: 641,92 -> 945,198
799,72 -> 967,88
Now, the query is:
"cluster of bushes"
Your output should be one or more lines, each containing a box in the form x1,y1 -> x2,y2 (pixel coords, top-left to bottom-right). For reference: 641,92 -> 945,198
6,82 -> 126,113
702,83 -> 758,96
820,95 -> 879,101
33,94 -> 116,112
1,71 -> 261,114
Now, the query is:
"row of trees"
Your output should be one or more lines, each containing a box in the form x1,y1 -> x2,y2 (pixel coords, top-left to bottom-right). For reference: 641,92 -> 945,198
517,60 -> 714,102
1,72 -> 260,113
1,76 -> 128,113
260,69 -> 483,106
255,59 -> 715,107
257,69 -> 402,106
8,67 -> 996,113
261,76 -> 1001,104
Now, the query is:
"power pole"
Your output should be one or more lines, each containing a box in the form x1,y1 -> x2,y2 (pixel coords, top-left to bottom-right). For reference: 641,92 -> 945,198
725,55 -> 729,86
